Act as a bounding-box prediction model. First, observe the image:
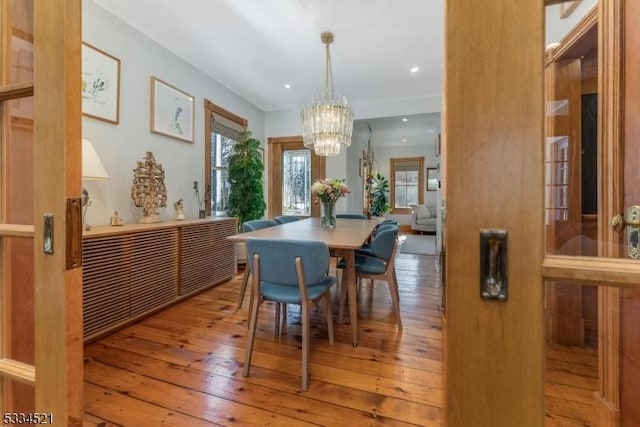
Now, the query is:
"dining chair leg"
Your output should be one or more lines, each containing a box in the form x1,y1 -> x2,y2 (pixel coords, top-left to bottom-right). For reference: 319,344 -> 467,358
275,302 -> 281,336
281,303 -> 288,332
237,267 -> 250,309
301,301 -> 310,391
387,268 -> 403,330
246,289 -> 255,329
338,274 -> 348,324
324,292 -> 335,345
243,292 -> 262,378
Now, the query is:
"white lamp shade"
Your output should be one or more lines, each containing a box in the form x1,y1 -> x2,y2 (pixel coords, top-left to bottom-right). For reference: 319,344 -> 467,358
82,139 -> 109,180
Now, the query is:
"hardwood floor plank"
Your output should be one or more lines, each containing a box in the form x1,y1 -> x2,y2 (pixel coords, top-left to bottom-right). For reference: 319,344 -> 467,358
545,395 -> 595,426
83,412 -> 123,427
85,382 -> 218,426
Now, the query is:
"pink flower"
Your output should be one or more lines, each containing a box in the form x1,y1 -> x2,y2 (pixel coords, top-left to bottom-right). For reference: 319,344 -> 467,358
311,178 -> 350,203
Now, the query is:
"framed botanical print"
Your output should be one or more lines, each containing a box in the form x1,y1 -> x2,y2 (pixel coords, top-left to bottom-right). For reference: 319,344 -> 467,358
150,76 -> 194,143
82,42 -> 121,124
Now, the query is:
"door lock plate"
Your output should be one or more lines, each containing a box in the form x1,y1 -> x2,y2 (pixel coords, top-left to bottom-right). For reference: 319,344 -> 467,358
628,205 -> 640,259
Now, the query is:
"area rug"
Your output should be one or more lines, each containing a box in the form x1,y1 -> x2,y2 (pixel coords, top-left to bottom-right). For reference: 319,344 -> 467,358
399,234 -> 437,255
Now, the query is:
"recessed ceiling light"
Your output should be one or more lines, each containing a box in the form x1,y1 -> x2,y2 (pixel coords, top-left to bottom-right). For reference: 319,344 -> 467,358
410,66 -> 420,73
402,138 -> 407,143
284,84 -> 292,89
402,118 -> 408,122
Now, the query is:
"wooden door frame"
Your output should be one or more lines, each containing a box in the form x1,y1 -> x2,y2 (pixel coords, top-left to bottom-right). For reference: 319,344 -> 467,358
267,136 -> 326,219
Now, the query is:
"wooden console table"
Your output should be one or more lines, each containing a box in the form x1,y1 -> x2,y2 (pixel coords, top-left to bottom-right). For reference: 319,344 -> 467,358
82,217 -> 237,342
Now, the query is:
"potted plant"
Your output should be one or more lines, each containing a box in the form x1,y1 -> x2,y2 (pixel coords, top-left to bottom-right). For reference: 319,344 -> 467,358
226,131 -> 265,264
368,173 -> 391,217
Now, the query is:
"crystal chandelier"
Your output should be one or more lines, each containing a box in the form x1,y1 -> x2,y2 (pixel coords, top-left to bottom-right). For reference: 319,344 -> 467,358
301,32 -> 354,156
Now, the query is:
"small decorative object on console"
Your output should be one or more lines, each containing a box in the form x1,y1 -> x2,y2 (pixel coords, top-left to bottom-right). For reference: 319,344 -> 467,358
193,181 -> 210,219
131,151 -> 167,223
109,211 -> 123,226
174,199 -> 185,220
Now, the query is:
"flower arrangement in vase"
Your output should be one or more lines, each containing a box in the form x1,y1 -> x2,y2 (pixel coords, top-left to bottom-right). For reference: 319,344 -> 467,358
311,178 -> 350,229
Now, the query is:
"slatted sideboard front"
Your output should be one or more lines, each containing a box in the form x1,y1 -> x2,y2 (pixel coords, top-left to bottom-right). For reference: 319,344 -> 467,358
82,218 -> 237,341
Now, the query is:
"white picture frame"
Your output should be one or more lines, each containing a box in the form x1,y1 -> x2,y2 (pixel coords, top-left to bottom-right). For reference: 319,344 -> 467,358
82,42 -> 120,124
150,76 -> 194,143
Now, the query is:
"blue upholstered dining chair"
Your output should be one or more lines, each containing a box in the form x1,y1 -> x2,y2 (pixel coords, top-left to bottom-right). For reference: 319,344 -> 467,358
237,219 -> 279,309
243,219 -> 278,231
243,238 -> 336,391
356,223 -> 399,256
336,213 -> 368,219
337,226 -> 402,330
378,219 -> 399,227
274,215 -> 301,224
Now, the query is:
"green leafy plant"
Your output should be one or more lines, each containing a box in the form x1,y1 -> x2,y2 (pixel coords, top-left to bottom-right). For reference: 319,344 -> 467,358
226,131 -> 265,231
368,173 -> 391,217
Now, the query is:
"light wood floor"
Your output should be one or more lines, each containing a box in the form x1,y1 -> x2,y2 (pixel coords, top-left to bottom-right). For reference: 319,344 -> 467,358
83,252 -> 597,426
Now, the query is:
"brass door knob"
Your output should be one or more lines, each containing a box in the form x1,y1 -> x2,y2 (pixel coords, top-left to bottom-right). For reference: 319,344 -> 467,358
611,213 -> 624,232
611,206 -> 640,259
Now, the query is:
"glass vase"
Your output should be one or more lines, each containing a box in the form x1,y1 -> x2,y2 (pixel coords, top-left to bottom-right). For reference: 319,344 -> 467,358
321,199 -> 337,229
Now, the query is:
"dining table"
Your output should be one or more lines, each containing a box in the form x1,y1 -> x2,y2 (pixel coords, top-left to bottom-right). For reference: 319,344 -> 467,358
227,216 -> 379,347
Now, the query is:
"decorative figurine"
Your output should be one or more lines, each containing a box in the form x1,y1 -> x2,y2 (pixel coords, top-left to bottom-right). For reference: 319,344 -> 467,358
110,211 -> 123,226
174,199 -> 185,220
131,151 -> 167,223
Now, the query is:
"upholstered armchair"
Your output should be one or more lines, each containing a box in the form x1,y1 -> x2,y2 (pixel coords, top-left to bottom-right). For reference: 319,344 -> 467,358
410,204 -> 437,233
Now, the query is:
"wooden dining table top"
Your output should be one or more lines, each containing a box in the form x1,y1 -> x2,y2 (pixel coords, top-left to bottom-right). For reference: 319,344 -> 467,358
227,217 -> 379,249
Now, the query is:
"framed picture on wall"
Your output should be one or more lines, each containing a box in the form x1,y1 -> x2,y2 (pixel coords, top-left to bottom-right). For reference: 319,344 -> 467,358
150,76 -> 194,143
82,42 -> 121,124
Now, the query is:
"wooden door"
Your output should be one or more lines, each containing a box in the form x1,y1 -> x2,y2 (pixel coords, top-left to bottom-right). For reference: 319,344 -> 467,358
444,0 -> 640,425
620,1 -> 640,424
267,136 -> 326,219
443,0 -> 545,425
0,0 -> 83,423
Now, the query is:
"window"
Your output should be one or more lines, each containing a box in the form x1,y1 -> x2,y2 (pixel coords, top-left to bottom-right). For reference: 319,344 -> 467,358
210,134 -> 235,213
390,157 -> 424,213
204,100 -> 247,216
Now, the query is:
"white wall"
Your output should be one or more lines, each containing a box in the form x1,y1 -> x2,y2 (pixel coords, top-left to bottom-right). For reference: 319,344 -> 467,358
545,0 -> 598,45
83,0 -> 265,225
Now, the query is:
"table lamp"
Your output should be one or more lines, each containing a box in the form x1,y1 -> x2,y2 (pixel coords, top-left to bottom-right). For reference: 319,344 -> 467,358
82,138 -> 110,230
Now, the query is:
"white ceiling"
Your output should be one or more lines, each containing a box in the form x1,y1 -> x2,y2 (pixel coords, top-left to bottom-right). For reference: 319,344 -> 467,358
92,0 -> 444,114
